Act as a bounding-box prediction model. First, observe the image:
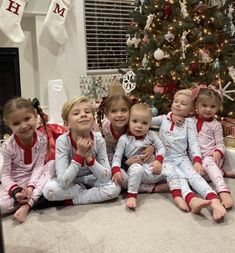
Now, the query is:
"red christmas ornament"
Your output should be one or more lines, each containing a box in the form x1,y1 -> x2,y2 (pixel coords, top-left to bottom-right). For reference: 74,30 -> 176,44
153,84 -> 165,94
129,21 -> 137,27
162,2 -> 172,19
195,1 -> 207,14
189,62 -> 199,75
164,81 -> 178,96
142,35 -> 150,44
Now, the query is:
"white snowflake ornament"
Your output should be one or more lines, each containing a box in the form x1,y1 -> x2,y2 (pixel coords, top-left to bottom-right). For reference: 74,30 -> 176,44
122,71 -> 136,93
218,79 -> 235,101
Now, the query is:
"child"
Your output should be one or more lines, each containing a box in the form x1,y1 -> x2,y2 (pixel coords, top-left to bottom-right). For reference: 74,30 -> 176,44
112,103 -> 196,210
152,89 -> 227,221
42,96 -> 120,205
102,94 -> 168,193
0,98 -> 54,222
193,86 -> 233,209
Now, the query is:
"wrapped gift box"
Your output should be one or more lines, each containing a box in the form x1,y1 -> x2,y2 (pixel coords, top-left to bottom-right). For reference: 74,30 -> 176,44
221,117 -> 235,137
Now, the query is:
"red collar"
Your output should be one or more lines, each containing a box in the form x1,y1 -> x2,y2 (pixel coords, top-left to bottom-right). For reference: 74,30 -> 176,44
128,131 -> 145,140
14,132 -> 37,164
14,132 -> 37,149
196,114 -> 214,132
110,124 -> 127,140
196,114 -> 214,122
69,131 -> 94,150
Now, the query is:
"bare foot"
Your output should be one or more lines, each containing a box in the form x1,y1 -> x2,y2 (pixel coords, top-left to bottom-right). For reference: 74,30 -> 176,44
189,197 -> 211,214
127,197 -> 137,209
174,197 -> 190,212
210,198 -> 226,221
219,192 -> 234,209
13,204 -> 30,223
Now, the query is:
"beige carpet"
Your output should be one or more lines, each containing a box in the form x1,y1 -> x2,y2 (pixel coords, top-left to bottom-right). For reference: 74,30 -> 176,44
2,178 -> 235,253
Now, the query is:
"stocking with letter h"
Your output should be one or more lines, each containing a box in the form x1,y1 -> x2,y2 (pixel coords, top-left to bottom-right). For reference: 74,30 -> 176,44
0,0 -> 29,43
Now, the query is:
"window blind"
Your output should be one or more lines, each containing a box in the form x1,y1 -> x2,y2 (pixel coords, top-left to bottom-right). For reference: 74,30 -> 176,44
84,0 -> 134,71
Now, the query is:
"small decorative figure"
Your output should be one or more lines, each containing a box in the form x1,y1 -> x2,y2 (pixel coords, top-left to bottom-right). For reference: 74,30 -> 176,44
181,30 -> 190,59
126,35 -> 133,46
199,48 -> 212,63
164,31 -> 175,42
179,0 -> 188,18
142,54 -> 148,69
213,58 -> 220,71
227,4 -> 234,20
132,36 -> 141,48
145,14 -> 155,30
228,66 -> 235,83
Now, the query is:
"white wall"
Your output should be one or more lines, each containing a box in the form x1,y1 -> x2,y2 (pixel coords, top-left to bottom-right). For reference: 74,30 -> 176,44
0,0 -> 87,109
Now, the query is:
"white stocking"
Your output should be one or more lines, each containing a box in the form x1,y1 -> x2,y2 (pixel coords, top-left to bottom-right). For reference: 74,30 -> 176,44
0,0 -> 29,43
43,0 -> 71,46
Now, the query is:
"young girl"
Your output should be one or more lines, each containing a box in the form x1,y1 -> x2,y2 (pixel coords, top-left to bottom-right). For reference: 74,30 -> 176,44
42,96 -> 120,204
0,98 -> 54,222
102,94 -> 168,193
152,89 -> 227,221
193,86 -> 233,209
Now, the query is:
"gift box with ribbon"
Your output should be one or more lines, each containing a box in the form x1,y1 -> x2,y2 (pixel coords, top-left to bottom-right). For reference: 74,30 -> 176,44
221,118 -> 235,137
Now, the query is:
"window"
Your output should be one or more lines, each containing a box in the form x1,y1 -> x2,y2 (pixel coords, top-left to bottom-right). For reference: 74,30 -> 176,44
84,0 -> 134,71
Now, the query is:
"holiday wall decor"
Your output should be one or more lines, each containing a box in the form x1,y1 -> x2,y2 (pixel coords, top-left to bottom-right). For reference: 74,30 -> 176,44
0,0 -> 29,43
126,0 -> 235,116
42,0 -> 71,46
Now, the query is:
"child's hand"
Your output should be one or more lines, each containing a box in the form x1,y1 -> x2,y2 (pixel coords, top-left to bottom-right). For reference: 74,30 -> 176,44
84,140 -> 93,160
213,151 -> 222,166
194,162 -> 206,176
26,186 -> 34,199
152,160 -> 162,174
172,114 -> 185,126
140,145 -> 154,163
15,189 -> 28,204
112,172 -> 124,185
76,137 -> 92,157
125,156 -> 142,166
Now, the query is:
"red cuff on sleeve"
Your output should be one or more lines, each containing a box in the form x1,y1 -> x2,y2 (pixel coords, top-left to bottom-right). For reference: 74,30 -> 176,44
155,155 -> 164,163
214,149 -> 224,159
86,157 -> 95,166
112,166 -> 121,175
8,184 -> 19,197
73,154 -> 85,166
171,189 -> 182,198
193,156 -> 202,164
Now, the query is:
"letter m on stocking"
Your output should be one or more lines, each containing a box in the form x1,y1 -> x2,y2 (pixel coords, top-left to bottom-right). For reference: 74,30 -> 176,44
53,3 -> 65,17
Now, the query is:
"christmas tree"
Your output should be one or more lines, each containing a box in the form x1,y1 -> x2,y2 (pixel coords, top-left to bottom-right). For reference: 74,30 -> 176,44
125,0 -> 235,116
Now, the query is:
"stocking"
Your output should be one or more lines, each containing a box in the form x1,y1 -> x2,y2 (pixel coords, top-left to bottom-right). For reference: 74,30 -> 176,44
0,0 -> 29,43
43,0 -> 71,46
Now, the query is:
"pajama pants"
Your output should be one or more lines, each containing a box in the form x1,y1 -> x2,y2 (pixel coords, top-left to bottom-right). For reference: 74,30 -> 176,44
126,162 -> 181,194
202,156 -> 229,193
169,156 -> 217,199
43,177 -> 121,205
0,160 -> 55,214
114,169 -> 166,193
